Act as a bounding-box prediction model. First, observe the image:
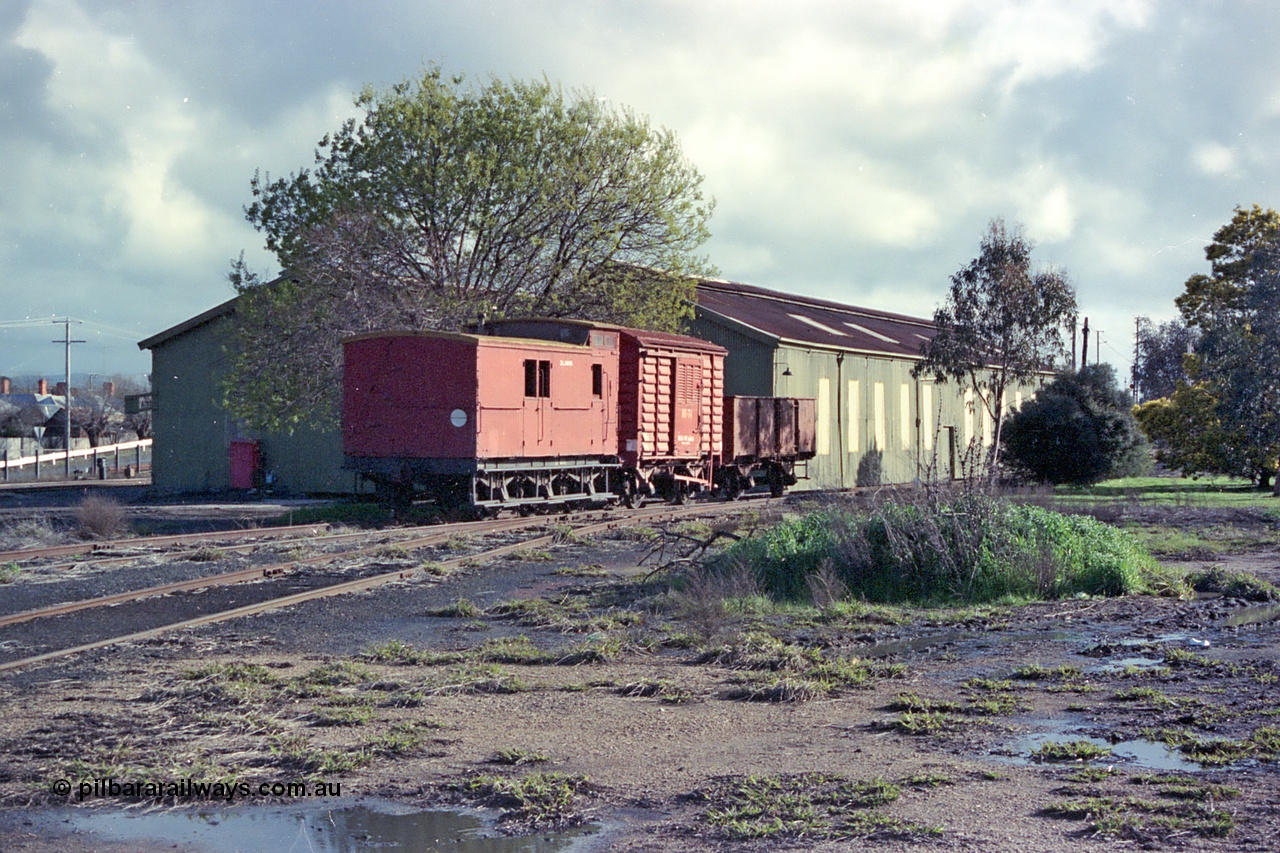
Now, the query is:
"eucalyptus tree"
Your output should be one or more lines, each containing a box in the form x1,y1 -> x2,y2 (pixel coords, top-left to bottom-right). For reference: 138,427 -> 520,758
913,219 -> 1077,477
226,67 -> 714,431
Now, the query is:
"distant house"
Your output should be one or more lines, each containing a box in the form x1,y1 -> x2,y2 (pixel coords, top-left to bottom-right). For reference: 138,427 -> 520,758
137,297 -> 352,494
0,387 -> 66,441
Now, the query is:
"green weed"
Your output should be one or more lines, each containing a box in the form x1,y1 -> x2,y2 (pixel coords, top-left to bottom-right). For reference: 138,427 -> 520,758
488,747 -> 551,766
455,772 -> 590,825
1187,566 -> 1280,601
431,598 -> 482,618
705,496 -> 1169,605
1032,740 -> 1112,762
701,773 -> 935,841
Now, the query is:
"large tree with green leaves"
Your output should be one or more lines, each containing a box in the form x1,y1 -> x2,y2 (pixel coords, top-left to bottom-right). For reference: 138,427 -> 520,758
1161,205 -> 1280,490
1134,316 -> 1198,402
1133,381 -> 1243,479
226,68 -> 715,431
913,218 -> 1077,476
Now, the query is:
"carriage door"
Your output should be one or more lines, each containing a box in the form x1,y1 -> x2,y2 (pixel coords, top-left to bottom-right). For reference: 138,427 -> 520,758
673,357 -> 702,457
523,358 -> 552,454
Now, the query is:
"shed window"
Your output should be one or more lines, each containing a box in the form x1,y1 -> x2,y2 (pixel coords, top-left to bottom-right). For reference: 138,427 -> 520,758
592,364 -> 603,398
524,359 -> 551,398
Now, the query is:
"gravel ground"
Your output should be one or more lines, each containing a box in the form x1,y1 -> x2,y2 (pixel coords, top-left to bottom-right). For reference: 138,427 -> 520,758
0,494 -> 1279,852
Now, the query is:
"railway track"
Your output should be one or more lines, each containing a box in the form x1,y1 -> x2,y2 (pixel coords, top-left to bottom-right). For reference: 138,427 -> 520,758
0,522 -> 336,564
0,501 -> 729,674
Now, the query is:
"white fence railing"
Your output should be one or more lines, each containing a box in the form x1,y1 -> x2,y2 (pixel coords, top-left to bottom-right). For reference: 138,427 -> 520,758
0,438 -> 152,482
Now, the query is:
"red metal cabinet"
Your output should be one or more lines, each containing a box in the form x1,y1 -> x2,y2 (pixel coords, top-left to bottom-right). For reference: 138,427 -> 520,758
229,439 -> 259,488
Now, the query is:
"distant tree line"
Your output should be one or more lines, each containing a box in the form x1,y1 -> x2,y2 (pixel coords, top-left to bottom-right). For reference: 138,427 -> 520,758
1134,205 -> 1280,492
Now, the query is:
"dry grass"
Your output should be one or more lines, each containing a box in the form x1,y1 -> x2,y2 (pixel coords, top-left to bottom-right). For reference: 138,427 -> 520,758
0,516 -> 68,550
75,494 -> 130,540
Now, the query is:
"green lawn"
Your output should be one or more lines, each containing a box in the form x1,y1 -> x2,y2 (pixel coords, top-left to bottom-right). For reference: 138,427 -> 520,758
1047,476 -> 1279,510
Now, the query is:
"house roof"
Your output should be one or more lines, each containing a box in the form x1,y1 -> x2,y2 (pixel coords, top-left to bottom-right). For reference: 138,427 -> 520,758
0,394 -> 66,420
137,295 -> 238,351
694,279 -> 935,359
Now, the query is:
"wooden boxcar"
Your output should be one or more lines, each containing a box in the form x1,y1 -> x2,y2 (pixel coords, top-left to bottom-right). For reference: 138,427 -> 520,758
486,320 -> 727,505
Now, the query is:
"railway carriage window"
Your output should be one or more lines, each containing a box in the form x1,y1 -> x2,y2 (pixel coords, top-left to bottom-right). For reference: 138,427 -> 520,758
592,364 -> 603,398
590,332 -> 618,350
524,360 -> 537,397
524,360 -> 552,397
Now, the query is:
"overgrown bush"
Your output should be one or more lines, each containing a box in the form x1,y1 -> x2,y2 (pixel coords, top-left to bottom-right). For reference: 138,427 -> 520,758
75,494 -> 129,540
1002,364 -> 1150,485
706,495 -> 1167,605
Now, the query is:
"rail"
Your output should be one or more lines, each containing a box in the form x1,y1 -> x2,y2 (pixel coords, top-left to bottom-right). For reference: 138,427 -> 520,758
0,501 -> 732,673
0,438 -> 152,482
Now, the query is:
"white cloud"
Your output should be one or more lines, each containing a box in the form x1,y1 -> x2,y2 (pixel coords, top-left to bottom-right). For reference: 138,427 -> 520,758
1190,141 -> 1236,176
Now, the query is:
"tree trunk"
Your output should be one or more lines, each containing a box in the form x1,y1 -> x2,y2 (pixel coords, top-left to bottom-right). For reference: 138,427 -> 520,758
1274,465 -> 1280,497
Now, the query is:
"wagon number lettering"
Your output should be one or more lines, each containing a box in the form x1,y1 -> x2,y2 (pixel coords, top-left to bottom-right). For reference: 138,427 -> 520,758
559,359 -> 573,366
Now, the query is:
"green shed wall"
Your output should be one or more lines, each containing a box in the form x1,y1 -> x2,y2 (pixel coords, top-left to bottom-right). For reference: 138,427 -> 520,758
689,314 -> 1041,490
147,313 -> 354,495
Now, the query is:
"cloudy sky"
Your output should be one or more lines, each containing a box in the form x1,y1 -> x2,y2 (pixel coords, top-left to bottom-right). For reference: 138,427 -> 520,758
2,0 -> 1277,384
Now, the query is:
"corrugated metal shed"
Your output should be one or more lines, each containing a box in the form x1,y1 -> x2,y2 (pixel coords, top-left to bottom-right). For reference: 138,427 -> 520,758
690,278 -> 1041,490
138,293 -> 353,495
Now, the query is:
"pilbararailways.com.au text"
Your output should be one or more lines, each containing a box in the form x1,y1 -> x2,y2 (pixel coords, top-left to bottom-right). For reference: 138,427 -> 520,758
52,777 -> 342,803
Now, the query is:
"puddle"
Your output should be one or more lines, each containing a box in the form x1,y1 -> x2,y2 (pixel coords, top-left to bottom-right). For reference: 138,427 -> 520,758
1088,655 -> 1166,674
1222,602 -> 1280,628
993,721 -> 1199,772
856,631 -> 970,657
47,798 -> 597,853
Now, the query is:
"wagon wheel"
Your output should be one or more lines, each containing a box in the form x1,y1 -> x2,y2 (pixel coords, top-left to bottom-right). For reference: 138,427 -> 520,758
619,478 -> 639,509
767,464 -> 786,498
724,472 -> 744,501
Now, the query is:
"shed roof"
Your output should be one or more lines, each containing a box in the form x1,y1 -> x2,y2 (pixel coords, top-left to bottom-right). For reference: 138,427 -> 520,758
695,279 -> 935,359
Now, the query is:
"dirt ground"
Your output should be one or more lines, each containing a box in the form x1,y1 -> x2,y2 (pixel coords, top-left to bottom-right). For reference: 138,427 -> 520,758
1,498 -> 1279,852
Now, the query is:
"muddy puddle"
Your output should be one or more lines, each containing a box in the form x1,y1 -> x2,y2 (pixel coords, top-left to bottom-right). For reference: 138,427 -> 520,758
855,629 -> 1077,658
1222,602 -> 1280,627
39,799 -> 598,853
991,719 -> 1200,773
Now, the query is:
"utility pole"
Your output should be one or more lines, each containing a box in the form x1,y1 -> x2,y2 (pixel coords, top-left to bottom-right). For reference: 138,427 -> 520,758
53,318 -> 84,478
1096,330 -> 1101,367
1133,317 -> 1141,402
1080,317 -> 1089,370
